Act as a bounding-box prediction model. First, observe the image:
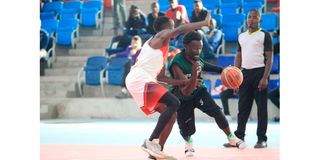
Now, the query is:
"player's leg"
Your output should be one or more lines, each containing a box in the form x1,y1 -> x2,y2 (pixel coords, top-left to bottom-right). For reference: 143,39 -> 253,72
146,104 -> 177,160
142,91 -> 180,159
177,100 -> 196,157
196,88 -> 246,149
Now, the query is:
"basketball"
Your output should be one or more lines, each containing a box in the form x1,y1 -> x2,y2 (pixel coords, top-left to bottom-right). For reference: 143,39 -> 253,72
221,66 -> 243,89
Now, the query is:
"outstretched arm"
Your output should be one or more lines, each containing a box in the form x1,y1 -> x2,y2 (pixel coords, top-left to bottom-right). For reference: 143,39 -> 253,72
156,65 -> 189,86
149,11 -> 211,49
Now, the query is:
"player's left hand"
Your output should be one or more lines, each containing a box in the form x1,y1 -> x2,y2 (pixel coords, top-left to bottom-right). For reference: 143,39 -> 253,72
258,78 -> 268,91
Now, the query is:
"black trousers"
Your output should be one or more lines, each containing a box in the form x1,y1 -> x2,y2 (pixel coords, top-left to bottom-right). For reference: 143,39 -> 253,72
121,59 -> 132,87
220,89 -> 235,115
234,67 -> 268,142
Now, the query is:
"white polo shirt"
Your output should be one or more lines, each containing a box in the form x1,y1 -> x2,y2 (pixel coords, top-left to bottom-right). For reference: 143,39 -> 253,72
238,28 -> 272,69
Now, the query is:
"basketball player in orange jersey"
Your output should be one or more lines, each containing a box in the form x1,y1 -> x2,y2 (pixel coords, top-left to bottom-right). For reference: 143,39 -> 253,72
125,12 -> 212,160
169,31 -> 246,157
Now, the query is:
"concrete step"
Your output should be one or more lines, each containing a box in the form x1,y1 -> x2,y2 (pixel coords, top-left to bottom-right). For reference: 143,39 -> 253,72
56,56 -> 88,62
76,42 -> 109,49
41,76 -> 78,83
52,61 -> 85,68
40,97 -> 280,120
69,48 -> 106,56
79,36 -> 110,43
45,68 -> 81,76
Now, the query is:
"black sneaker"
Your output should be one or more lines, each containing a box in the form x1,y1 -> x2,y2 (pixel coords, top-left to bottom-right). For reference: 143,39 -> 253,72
254,141 -> 267,148
146,155 -> 156,160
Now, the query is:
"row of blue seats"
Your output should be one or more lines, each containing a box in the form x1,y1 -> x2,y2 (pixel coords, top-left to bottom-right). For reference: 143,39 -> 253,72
41,18 -> 79,48
77,56 -> 130,96
41,1 -> 103,28
212,12 -> 278,42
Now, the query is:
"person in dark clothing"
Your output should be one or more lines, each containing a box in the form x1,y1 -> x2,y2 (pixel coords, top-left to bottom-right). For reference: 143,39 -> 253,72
125,5 -> 148,36
109,36 -> 143,99
147,2 -> 165,35
268,86 -> 280,122
233,9 -> 273,149
191,0 -> 208,23
169,31 -> 246,157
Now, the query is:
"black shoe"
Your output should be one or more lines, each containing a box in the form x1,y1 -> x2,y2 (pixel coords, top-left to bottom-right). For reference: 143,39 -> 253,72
223,143 -> 237,148
254,141 -> 267,148
146,155 -> 156,160
273,117 -> 280,122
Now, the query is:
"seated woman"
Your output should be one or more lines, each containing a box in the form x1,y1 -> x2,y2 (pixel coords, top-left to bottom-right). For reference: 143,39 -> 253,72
109,35 -> 143,99
125,5 -> 148,36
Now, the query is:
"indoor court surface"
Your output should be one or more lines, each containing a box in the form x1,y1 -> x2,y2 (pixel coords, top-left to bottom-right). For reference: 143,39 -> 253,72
41,120 -> 280,160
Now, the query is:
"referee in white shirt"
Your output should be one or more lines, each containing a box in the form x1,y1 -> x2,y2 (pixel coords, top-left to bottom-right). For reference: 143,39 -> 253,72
234,9 -> 273,148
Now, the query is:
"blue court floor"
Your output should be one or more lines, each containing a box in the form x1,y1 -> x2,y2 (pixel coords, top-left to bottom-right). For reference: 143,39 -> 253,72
40,120 -> 280,148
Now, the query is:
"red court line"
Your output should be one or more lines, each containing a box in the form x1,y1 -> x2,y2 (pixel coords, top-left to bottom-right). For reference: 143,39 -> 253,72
41,144 -> 279,160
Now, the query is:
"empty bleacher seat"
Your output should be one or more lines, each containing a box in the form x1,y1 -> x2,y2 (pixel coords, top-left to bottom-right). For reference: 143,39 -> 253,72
41,19 -> 59,37
242,2 -> 264,15
222,13 -> 245,42
220,3 -> 240,15
63,1 -> 83,13
80,7 -> 102,28
260,13 -> 279,32
40,12 -> 56,20
108,57 -> 130,85
56,18 -> 79,47
268,79 -> 279,91
60,8 -> 79,19
210,14 -> 222,29
77,56 -> 108,96
271,54 -> 280,74
217,55 -> 235,68
42,1 -> 63,16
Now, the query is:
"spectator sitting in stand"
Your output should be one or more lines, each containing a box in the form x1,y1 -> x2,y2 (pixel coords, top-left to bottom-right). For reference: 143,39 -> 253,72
147,2 -> 165,35
109,35 -> 143,99
165,0 -> 190,28
125,5 -> 148,36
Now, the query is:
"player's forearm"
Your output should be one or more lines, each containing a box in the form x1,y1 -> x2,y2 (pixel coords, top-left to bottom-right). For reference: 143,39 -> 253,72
174,20 -> 207,35
157,77 -> 188,86
203,61 -> 223,73
181,74 -> 197,95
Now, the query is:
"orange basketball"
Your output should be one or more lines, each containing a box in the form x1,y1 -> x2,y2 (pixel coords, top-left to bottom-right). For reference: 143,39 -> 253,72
221,66 -> 243,89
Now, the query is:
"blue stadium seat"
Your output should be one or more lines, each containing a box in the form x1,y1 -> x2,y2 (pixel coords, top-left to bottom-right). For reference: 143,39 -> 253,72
211,14 -> 223,29
222,13 -> 245,42
60,8 -> 79,19
108,57 -> 131,85
41,19 -> 59,37
40,29 -> 56,68
77,56 -> 108,97
217,55 -> 235,68
202,0 -> 220,14
220,3 -> 240,15
63,1 -> 83,13
260,13 -> 279,32
221,0 -> 243,7
204,79 -> 212,93
242,2 -> 263,15
56,18 -> 79,47
271,54 -> 280,74
268,79 -> 279,91
42,1 -> 63,16
80,8 -> 102,28
40,12 -> 56,20
83,0 -> 103,11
